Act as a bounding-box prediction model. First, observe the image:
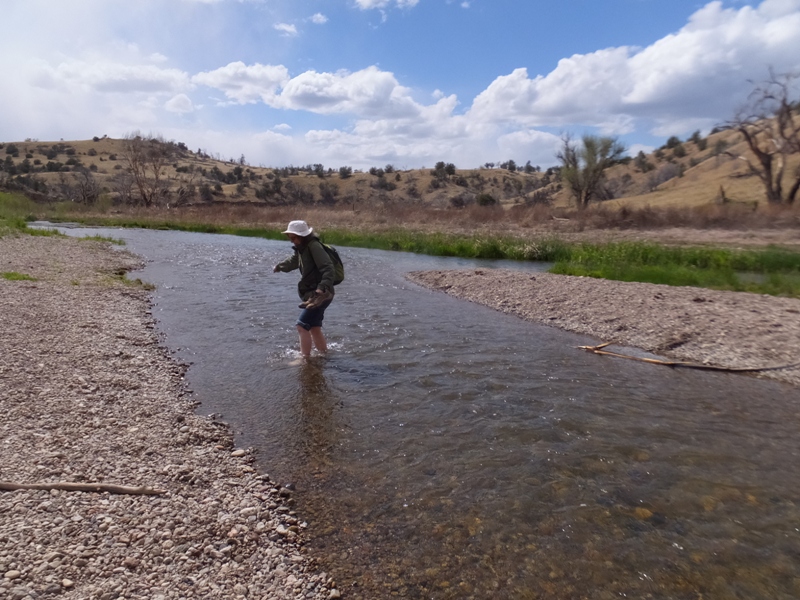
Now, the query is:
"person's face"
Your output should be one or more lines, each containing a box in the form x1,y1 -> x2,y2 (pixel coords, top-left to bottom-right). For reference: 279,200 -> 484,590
287,233 -> 302,245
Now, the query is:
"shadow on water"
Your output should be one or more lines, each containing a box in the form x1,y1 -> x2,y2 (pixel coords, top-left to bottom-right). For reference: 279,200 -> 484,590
46,225 -> 800,600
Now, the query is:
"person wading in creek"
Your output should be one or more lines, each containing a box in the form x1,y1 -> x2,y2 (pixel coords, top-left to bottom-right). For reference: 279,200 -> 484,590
273,220 -> 335,358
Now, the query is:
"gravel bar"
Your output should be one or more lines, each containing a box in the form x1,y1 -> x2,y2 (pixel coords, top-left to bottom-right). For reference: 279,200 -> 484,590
0,234 -> 340,600
407,268 -> 800,388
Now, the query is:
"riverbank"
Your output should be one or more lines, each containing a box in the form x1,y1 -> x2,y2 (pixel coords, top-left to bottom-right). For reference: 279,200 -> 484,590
407,269 -> 800,388
0,234 -> 339,600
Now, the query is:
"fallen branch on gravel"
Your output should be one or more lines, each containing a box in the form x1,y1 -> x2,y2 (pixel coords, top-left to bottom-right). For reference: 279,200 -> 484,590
578,342 -> 800,373
0,481 -> 166,495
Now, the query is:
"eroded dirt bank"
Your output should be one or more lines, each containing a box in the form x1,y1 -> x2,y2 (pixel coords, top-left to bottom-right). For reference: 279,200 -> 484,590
407,269 -> 800,388
0,234 -> 339,600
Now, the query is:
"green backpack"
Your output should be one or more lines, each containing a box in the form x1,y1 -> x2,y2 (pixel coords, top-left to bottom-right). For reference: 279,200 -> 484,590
319,241 -> 345,285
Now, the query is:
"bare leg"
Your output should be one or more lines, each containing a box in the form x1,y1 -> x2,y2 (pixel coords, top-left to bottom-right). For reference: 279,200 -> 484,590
297,325 -> 313,358
310,326 -> 327,354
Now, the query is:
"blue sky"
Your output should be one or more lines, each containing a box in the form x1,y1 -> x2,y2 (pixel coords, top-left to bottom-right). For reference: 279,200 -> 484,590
3,0 -> 800,170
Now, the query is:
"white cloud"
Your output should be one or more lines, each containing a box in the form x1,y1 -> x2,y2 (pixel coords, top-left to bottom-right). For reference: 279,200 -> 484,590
196,63 -> 425,119
165,94 -> 194,114
192,62 -> 290,104
467,0 -> 800,139
310,13 -> 328,24
275,67 -> 421,117
496,130 -> 562,164
274,23 -> 298,36
354,0 -> 420,9
33,60 -> 192,95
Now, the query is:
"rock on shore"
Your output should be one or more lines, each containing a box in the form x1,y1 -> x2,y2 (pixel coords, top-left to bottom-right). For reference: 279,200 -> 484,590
0,235 -> 339,600
407,269 -> 800,388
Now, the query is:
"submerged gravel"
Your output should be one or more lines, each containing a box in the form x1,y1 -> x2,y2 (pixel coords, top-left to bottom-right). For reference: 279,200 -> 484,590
0,234 -> 340,600
407,268 -> 800,388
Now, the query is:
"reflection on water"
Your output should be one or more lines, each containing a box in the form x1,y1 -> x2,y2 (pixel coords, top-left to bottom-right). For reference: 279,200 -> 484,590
294,359 -> 341,470
50,226 -> 800,600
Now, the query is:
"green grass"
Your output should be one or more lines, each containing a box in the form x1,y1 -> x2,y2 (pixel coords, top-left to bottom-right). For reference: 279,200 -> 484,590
2,271 -> 37,281
550,241 -> 800,297
81,234 -> 126,245
0,191 -> 62,237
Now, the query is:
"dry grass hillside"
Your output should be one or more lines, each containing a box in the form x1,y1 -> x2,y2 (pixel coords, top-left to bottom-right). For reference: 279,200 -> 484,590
0,126 -> 798,215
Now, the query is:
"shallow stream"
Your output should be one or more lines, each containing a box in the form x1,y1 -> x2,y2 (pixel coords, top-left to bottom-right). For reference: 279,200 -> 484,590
52,226 -> 800,599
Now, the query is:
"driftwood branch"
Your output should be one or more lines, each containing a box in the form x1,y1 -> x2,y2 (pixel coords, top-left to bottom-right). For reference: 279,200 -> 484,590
578,343 -> 800,373
0,481 -> 166,495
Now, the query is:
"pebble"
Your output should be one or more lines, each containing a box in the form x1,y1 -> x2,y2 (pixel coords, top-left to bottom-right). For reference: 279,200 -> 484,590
0,236 -> 340,600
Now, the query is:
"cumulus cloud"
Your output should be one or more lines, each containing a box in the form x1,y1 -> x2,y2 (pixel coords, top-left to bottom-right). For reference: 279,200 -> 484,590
192,62 -> 290,104
275,67 -> 421,117
195,63 -> 425,119
165,94 -> 194,114
467,0 -> 800,139
274,23 -> 298,36
310,13 -> 328,24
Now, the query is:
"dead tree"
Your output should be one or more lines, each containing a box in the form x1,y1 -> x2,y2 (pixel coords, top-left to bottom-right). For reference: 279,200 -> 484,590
120,132 -> 174,206
724,70 -> 800,205
74,167 -> 101,204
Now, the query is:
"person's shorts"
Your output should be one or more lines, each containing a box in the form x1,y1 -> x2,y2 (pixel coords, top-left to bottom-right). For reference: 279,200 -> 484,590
296,298 -> 333,330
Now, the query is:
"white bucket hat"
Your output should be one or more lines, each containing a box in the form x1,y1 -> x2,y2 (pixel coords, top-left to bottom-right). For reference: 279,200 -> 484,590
282,220 -> 313,237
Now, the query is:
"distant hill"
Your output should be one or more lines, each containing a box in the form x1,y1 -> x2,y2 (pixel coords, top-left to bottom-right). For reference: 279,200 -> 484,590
0,128 -> 794,210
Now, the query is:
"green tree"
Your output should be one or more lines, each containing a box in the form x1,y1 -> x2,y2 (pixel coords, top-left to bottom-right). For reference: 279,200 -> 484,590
634,151 -> 655,173
556,134 -> 626,209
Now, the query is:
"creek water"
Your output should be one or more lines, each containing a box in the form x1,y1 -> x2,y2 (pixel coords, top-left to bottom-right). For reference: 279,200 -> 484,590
51,225 -> 800,599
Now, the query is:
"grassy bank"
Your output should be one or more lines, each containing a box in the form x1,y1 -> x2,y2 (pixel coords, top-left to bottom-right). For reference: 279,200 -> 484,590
550,242 -> 800,297
3,193 -> 800,297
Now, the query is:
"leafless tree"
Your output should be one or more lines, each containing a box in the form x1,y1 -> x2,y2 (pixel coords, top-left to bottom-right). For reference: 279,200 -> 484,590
74,168 -> 101,204
120,132 -> 174,206
111,170 -> 136,205
724,70 -> 800,205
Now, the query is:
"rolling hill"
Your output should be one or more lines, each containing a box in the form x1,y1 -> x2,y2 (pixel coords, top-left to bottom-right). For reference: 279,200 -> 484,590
0,126 -> 796,212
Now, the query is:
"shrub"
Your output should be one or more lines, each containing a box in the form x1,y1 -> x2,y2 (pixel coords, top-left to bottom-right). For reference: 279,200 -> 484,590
372,177 -> 396,191
199,183 -> 214,202
5,144 -> 19,155
647,163 -> 681,191
476,193 -> 497,206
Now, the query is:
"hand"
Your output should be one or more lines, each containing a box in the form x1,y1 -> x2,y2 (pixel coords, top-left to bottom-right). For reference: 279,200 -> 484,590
273,265 -> 280,273
315,288 -> 324,295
